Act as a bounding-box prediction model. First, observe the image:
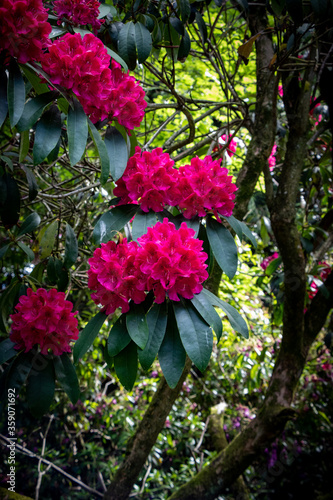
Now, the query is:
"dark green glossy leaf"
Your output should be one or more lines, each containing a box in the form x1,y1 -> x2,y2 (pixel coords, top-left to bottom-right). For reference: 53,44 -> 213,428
107,315 -> 131,357
5,352 -> 33,392
158,311 -> 186,389
17,212 -> 41,237
178,0 -> 191,22
93,205 -> 138,245
0,339 -> 17,365
88,119 -> 110,185
105,125 -> 129,181
139,302 -> 168,370
223,215 -> 243,241
126,305 -> 149,350
8,58 -> 25,127
20,65 -> 49,95
40,220 -> 58,260
114,341 -> 138,391
22,165 -> 38,201
178,29 -> 191,61
53,353 -> 80,404
235,0 -> 249,13
202,288 -> 249,339
26,357 -> 55,417
33,105 -> 62,165
238,220 -> 257,248
0,244 -> 10,259
195,11 -> 207,44
68,98 -> 88,166
271,0 -> 286,15
132,210 -> 157,241
206,216 -> 238,279
173,301 -> 213,372
63,223 -> 78,269
0,174 -> 20,228
105,46 -> 128,72
191,291 -> 223,342
0,279 -> 21,333
17,241 -> 34,261
135,22 -> 152,63
118,21 -> 137,70
266,256 -> 282,276
170,17 -> 185,36
0,69 -> 8,127
73,311 -> 108,363
19,130 -> 30,162
16,91 -> 58,132
164,22 -> 180,62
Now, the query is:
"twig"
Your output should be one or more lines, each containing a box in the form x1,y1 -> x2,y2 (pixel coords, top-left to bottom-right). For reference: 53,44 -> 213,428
0,434 -> 104,498
35,415 -> 54,500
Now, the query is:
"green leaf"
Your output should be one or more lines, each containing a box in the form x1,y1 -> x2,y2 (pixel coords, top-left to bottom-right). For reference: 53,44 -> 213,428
107,315 -> 131,357
173,301 -> 213,372
206,216 -> 238,279
0,174 -> 20,228
92,205 -> 138,245
73,311 -> 108,363
63,223 -> 78,269
53,353 -> 80,404
132,210 -> 157,241
0,69 -> 8,127
135,22 -> 152,63
0,339 -> 17,365
271,0 -> 286,15
164,22 -> 180,62
22,165 -> 39,201
201,288 -> 249,339
0,244 -> 10,259
238,221 -> 257,248
114,341 -> 138,391
118,21 -> 137,70
159,311 -> 186,389
5,352 -> 33,392
105,125 -> 129,181
191,292 -> 223,342
33,105 -> 62,165
178,0 -> 191,22
20,65 -> 49,95
17,241 -> 35,261
16,91 -> 58,132
195,11 -> 207,44
88,119 -> 110,185
50,27 -> 66,38
40,220 -> 58,260
223,215 -> 243,241
105,46 -> 128,72
26,358 -> 55,417
178,29 -> 191,61
19,130 -> 30,162
139,302 -> 168,370
68,98 -> 88,166
266,256 -> 282,276
8,58 -> 25,127
0,279 -> 21,333
17,212 -> 41,237
126,305 -> 149,350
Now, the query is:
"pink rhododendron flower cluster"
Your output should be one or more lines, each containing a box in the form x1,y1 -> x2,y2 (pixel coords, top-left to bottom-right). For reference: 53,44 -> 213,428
219,134 -> 237,157
10,288 -> 79,356
115,150 -> 237,220
0,0 -> 51,63
136,219 -> 208,303
260,252 -> 279,271
177,156 -> 237,219
88,219 -> 208,313
54,0 -> 103,34
308,262 -> 332,300
88,238 -> 146,315
113,147 -> 180,212
41,33 -> 147,128
268,144 -> 277,171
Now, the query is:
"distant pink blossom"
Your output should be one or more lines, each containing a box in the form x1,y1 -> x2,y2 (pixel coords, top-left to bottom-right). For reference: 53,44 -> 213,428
308,262 -> 332,300
261,252 -> 279,271
10,288 -> 79,355
268,144 -> 277,171
219,134 -> 237,157
278,85 -> 283,97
